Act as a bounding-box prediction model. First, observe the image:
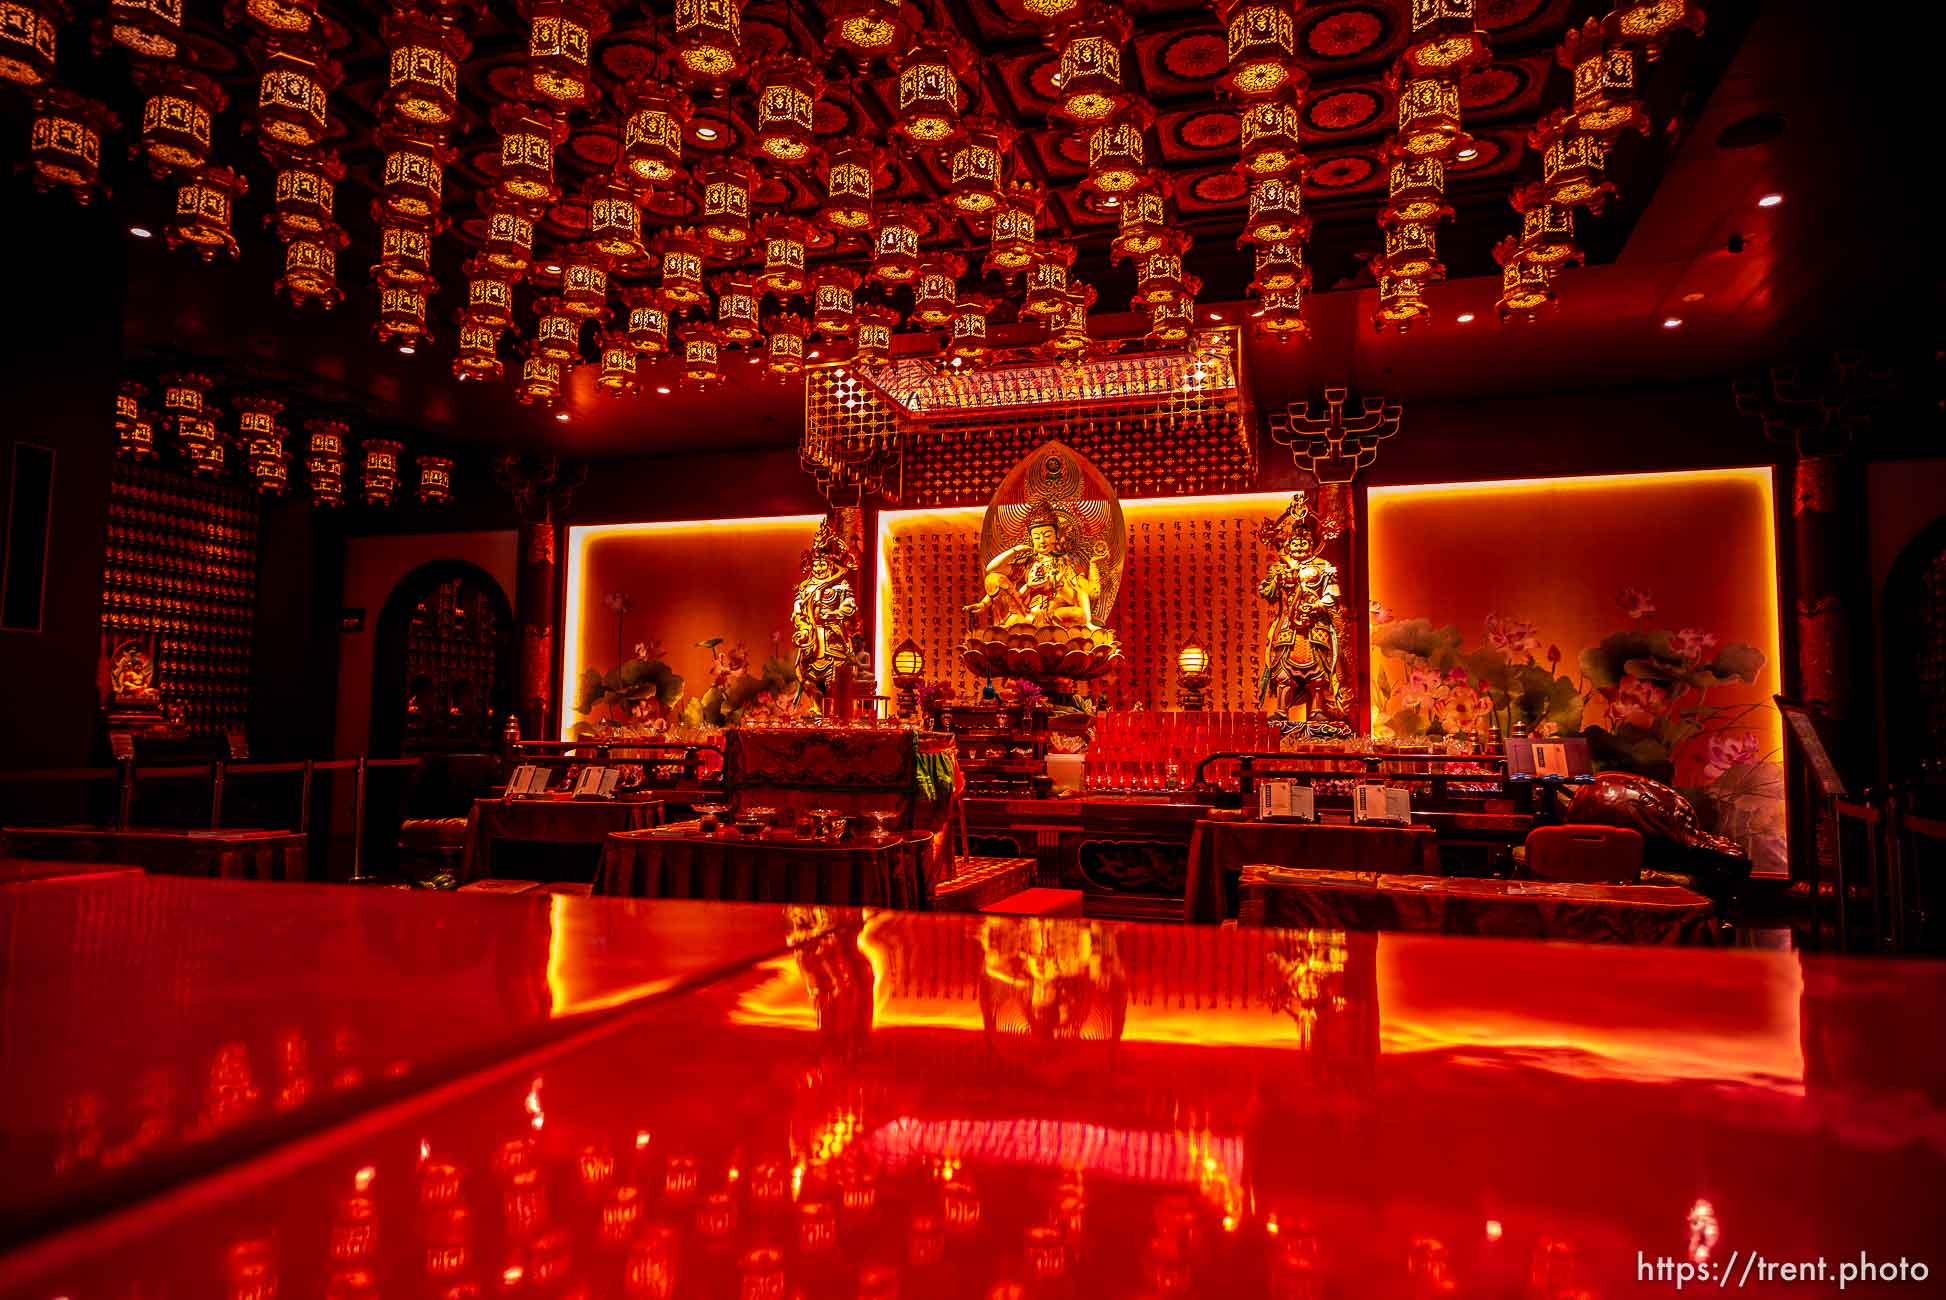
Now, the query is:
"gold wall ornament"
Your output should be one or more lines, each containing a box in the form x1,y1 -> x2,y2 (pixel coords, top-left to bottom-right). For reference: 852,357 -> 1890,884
105,0 -> 181,60
1255,490 -> 1353,738
1269,386 -> 1401,486
789,513 -> 862,712
619,85 -> 687,182
655,226 -> 708,305
811,266 -> 860,337
521,0 -> 609,107
303,417 -> 348,508
28,89 -> 115,204
622,288 -> 670,353
379,7 -> 467,128
179,413 -> 226,478
275,222 -> 347,307
114,381 -> 154,461
417,455 -> 453,505
753,54 -> 823,163
0,0 -> 61,87
672,0 -> 741,80
1218,0 -> 1298,100
135,66 -> 225,177
960,439 -> 1126,695
168,166 -> 248,260
1052,7 -> 1132,125
238,394 -> 289,494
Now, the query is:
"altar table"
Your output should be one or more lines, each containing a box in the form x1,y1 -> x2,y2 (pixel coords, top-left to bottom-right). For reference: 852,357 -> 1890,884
1185,817 -> 1439,922
1,826 -> 309,882
1237,866 -> 1719,945
459,796 -> 664,882
595,825 -> 928,909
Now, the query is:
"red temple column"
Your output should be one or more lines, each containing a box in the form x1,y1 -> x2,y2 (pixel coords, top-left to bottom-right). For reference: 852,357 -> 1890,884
497,456 -> 583,743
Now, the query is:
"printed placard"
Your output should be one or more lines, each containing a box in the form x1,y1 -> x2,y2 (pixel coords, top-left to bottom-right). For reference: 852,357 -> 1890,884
506,765 -> 551,797
1533,741 -> 1571,780
1353,783 -> 1412,825
1257,779 -> 1317,822
572,765 -> 620,799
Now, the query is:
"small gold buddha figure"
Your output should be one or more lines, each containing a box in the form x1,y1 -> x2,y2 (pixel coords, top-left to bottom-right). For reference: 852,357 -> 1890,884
1257,492 -> 1354,737
965,506 -> 1105,630
789,518 -> 860,711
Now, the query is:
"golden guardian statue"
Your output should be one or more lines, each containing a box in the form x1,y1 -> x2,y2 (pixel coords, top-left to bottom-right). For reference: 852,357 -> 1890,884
1257,491 -> 1355,738
790,514 -> 861,713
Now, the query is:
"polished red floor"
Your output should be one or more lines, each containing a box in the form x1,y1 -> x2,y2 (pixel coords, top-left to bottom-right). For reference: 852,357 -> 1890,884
1,875 -> 1942,1297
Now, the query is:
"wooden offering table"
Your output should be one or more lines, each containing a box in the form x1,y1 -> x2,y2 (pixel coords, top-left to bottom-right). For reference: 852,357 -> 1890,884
459,795 -> 664,882
595,824 -> 930,908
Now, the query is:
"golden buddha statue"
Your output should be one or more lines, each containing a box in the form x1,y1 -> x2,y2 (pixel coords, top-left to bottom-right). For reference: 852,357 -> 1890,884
1257,492 -> 1354,738
965,505 -> 1105,630
789,516 -> 860,712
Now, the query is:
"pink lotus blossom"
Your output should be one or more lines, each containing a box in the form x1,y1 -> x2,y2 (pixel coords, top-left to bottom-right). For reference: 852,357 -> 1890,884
1613,676 -> 1668,726
1534,720 -> 1561,739
1670,627 -> 1718,663
1699,730 -> 1761,781
1485,613 -> 1543,659
1437,685 -> 1487,734
1446,667 -> 1470,684
1618,587 -> 1657,620
1369,599 -> 1394,624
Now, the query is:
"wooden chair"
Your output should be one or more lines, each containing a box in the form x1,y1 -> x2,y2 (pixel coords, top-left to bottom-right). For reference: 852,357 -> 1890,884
1525,825 -> 1644,884
927,795 -> 1037,912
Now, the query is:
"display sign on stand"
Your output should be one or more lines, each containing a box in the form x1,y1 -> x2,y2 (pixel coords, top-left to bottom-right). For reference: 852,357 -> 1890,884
572,766 -> 621,800
1353,784 -> 1412,825
1257,779 -> 1317,822
506,765 -> 551,798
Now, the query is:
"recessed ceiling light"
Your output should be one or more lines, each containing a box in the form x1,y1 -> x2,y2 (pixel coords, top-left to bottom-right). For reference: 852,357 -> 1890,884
1757,192 -> 1784,208
1681,291 -> 1705,303
555,410 -> 570,421
1662,316 -> 1684,329
1455,146 -> 1478,161
542,263 -> 562,274
747,354 -> 760,364
808,349 -> 821,359
1208,311 -> 1223,321
1101,195 -> 1119,207
1455,312 -> 1475,323
397,343 -> 416,355
129,225 -> 153,239
695,125 -> 719,140
655,385 -> 671,394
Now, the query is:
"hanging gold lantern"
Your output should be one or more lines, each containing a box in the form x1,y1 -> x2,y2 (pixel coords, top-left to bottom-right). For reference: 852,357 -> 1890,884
235,395 -> 287,495
521,0 -> 608,106
417,455 -> 453,504
999,0 -> 1081,22
1217,0 -> 1297,100
1494,235 -> 1558,322
756,216 -> 808,295
623,289 -> 670,353
672,0 -> 740,80
255,39 -> 335,148
819,144 -> 878,233
1605,0 -> 1705,61
270,151 -> 339,235
168,167 -> 248,261
1046,282 -> 1094,358
1403,0 -> 1487,77
105,0 -> 181,60
811,267 -> 859,337
870,206 -> 922,284
1393,75 -> 1467,158
1130,235 -> 1188,309
1111,183 -> 1170,258
1084,108 -> 1148,194
361,439 -> 403,507
1514,194 -> 1582,267
753,54 -> 823,164
826,0 -> 903,59
380,7 -> 466,128
485,204 -> 536,275
180,413 -> 226,478
136,67 -> 224,177
764,314 -> 807,378
379,131 -> 450,222
304,417 -> 347,507
558,253 -> 608,317
464,261 -> 516,327
1022,241 -> 1075,317
588,180 -> 644,261
1,0 -> 63,89
1380,219 -> 1442,281
911,254 -> 964,326
1238,93 -> 1304,179
115,382 -> 154,461
28,90 -> 115,205
493,103 -> 565,206
247,437 -> 289,494
1386,155 -> 1451,224
985,184 -> 1040,274
276,222 -> 346,307
680,324 -> 725,385
947,120 -> 1008,214
655,227 -> 707,305
1250,240 -> 1308,294
1252,285 -> 1309,339
712,274 -> 760,343
1149,296 -> 1193,343
533,299 -> 582,361
374,220 -> 435,287
1053,7 -> 1132,125
160,371 -> 210,435
597,339 -> 640,395
376,285 -> 431,347
1559,19 -> 1647,140
453,322 -> 505,380
238,0 -> 317,38
619,85 -> 687,183
949,298 -> 990,363
1535,117 -> 1615,211
699,157 -> 755,249
853,304 -> 898,366
892,34 -> 969,145
1241,174 -> 1307,244
518,353 -> 565,404
1373,274 -> 1430,332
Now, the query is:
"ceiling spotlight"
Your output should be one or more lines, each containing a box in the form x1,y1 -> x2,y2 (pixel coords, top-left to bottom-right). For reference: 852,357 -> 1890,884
695,125 -> 719,141
555,410 -> 571,421
1662,316 -> 1683,329
542,263 -> 562,274
1455,312 -> 1475,323
655,385 -> 671,394
1757,192 -> 1784,208
808,349 -> 821,359
1681,291 -> 1705,302
1456,146 -> 1479,161
1208,311 -> 1223,321
1102,195 -> 1119,207
398,343 -> 416,355
129,225 -> 153,239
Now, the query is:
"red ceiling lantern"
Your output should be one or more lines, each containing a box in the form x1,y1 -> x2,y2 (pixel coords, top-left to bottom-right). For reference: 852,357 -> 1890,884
270,150 -> 339,235
998,0 -> 1081,24
1605,0 -> 1705,61
1534,115 -> 1615,211
380,7 -> 467,129
254,37 -> 336,149
533,298 -> 583,361
493,103 -> 566,206
1052,5 -> 1133,126
233,0 -> 317,38
1249,240 -> 1308,294
103,0 -> 182,61
1149,297 -> 1193,343
764,313 -> 807,378
28,90 -> 116,205
521,0 -> 609,107
378,130 -> 451,222
518,353 -> 566,404
892,33 -> 971,146
1130,233 -> 1189,310
754,54 -> 824,164
1237,92 -> 1304,180
812,266 -> 859,337
947,118 -> 1010,215
1046,282 -> 1095,359
135,66 -> 225,177
275,222 -> 346,307
1217,0 -> 1298,100
1379,218 -> 1443,281
619,84 -> 688,183
115,382 -> 155,461
852,304 -> 899,366
911,254 -> 965,326
180,411 -> 227,478
655,227 -> 708,305
680,323 -> 725,385
304,417 -> 347,508
1252,285 -> 1309,339
1241,174 -> 1307,245
712,274 -> 761,343
623,288 -> 670,354
417,455 -> 453,505
985,183 -> 1040,274
361,438 -> 404,507
234,395 -> 287,495
1494,237 -> 1557,322
160,373 -> 211,464
1021,240 -> 1075,318
1558,19 -> 1648,141
672,0 -> 741,81
949,296 -> 992,364
1373,274 -> 1430,332
1386,155 -> 1451,225
484,203 -> 537,276
453,322 -> 506,380
376,285 -> 432,347
1111,182 -> 1170,258
1392,74 -> 1469,159
597,338 -> 641,395
1084,107 -> 1150,194
1512,191 -> 1582,268
587,179 -> 644,262
870,205 -> 923,285
699,157 -> 756,250
1403,0 -> 1488,78
374,218 -> 435,288
1,0 -> 64,89
819,144 -> 879,234
169,167 -> 248,261
558,251 -> 609,317
825,0 -> 904,60
757,215 -> 809,296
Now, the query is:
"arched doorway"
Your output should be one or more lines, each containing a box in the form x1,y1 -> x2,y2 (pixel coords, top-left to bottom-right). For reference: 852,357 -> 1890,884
370,560 -> 515,757
1883,515 -> 1946,785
